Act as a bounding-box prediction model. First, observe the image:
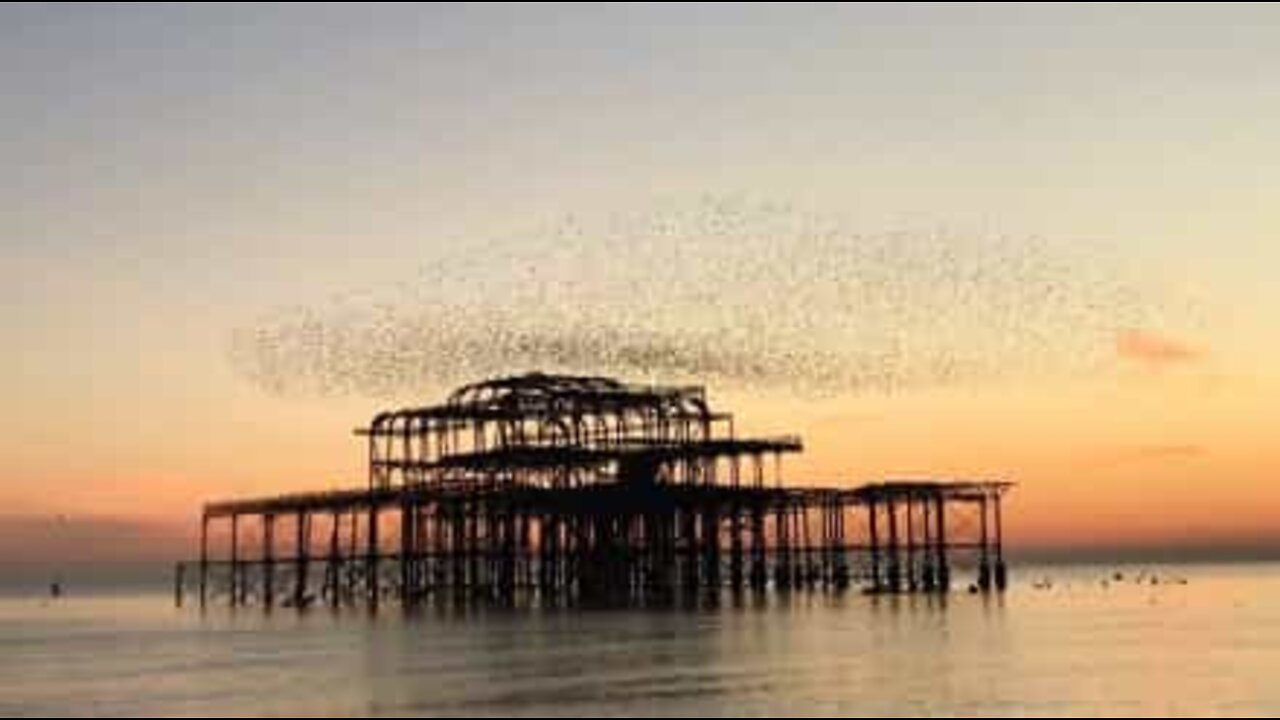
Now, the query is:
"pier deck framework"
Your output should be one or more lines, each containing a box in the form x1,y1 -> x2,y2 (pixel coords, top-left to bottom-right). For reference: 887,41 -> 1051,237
179,373 -> 1011,609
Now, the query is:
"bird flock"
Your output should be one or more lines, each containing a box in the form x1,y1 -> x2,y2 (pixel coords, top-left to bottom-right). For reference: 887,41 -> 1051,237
230,197 -> 1188,401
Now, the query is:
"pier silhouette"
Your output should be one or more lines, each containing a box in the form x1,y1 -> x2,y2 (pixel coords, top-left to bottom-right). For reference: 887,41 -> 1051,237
178,373 -> 1011,610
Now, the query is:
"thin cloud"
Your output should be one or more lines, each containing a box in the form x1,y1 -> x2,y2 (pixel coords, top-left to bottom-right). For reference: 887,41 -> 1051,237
1116,328 -> 1204,368
1128,443 -> 1205,461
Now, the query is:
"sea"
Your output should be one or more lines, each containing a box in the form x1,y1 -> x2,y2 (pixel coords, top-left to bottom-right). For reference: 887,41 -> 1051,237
1,563 -> 1277,717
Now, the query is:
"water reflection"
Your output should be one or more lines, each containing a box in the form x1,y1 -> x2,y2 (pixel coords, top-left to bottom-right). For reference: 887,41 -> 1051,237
0,565 -> 1277,717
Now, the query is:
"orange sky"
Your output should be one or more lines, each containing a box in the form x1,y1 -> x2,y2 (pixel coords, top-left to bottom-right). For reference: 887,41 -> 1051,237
3,4 -> 1279,567
6,340 -> 1276,565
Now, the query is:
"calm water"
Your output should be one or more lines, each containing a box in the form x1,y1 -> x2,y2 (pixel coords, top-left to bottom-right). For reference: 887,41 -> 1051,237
1,563 -> 1277,717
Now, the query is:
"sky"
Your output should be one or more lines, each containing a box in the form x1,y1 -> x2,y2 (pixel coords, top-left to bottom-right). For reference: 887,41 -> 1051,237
2,3 -> 1278,570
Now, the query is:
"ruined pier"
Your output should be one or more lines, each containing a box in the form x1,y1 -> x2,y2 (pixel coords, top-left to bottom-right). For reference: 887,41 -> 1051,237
179,373 -> 1011,609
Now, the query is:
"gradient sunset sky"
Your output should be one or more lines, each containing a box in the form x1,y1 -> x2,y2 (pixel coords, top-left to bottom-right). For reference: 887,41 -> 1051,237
3,3 -> 1278,566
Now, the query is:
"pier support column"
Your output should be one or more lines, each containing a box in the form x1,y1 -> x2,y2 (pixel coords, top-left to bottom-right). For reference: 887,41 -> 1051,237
775,506 -> 791,591
978,496 -> 992,593
868,499 -> 881,593
886,499 -> 901,593
797,507 -> 811,588
295,511 -> 310,608
348,510 -> 360,601
919,500 -> 935,592
994,493 -> 1008,592
198,515 -> 209,610
263,514 -> 276,610
327,511 -> 342,608
368,505 -> 380,610
400,501 -> 415,606
905,497 -> 918,593
229,514 -> 240,607
729,503 -> 745,592
934,493 -> 950,593
705,508 -> 722,592
834,499 -> 844,589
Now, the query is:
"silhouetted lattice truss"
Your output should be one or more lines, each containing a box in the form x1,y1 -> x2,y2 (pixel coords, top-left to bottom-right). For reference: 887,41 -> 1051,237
179,373 -> 1012,610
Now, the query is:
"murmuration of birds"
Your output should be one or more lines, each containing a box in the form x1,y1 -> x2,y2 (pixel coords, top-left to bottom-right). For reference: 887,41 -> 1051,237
229,197 -> 1196,401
